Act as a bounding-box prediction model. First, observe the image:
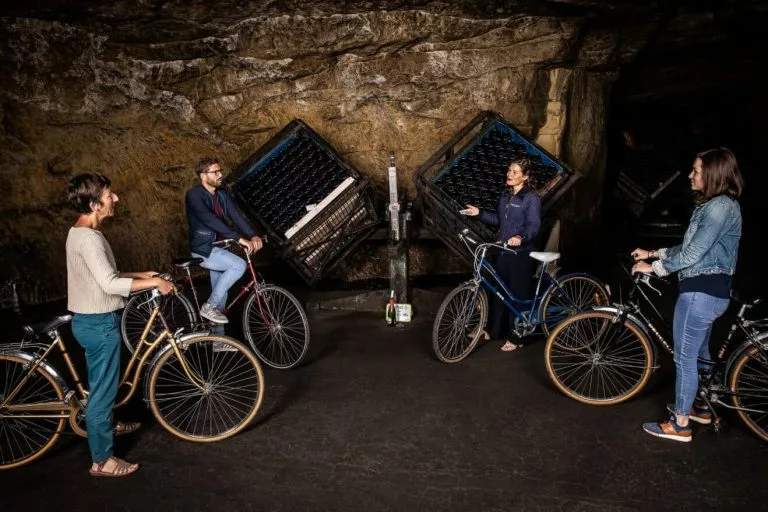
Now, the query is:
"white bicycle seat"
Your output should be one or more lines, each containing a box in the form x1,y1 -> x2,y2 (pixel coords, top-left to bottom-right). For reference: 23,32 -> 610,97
529,251 -> 561,263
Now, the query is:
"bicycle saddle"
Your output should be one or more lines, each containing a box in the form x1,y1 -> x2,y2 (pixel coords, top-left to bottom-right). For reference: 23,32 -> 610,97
529,251 -> 561,263
730,289 -> 762,307
23,314 -> 72,337
172,257 -> 204,269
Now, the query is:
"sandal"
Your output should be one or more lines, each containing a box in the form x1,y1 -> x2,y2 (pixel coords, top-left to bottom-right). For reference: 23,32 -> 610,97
113,421 -> 142,436
89,456 -> 140,477
468,328 -> 491,341
500,341 -> 522,352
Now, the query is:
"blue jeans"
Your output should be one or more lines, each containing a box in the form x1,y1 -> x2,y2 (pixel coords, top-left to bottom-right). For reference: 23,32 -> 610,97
672,292 -> 729,416
192,248 -> 246,333
71,312 -> 122,463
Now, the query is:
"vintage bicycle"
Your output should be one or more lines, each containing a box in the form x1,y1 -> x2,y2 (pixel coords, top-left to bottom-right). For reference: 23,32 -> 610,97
432,229 -> 610,363
544,259 -> 768,441
0,285 -> 265,470
121,238 -> 310,369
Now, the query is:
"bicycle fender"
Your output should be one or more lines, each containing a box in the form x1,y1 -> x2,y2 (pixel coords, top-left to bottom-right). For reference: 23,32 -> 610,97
141,331 -> 225,402
1,349 -> 71,395
589,306 -> 660,369
724,332 -> 768,377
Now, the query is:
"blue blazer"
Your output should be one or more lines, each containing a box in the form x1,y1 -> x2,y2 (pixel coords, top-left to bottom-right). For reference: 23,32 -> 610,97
478,186 -> 541,251
185,184 -> 257,257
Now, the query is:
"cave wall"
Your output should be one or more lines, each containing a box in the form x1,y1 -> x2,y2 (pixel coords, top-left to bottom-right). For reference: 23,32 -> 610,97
0,6 -> 651,302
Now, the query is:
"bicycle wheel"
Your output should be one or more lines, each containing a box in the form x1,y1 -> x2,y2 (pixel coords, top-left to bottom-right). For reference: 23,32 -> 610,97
0,353 -> 66,469
147,335 -> 264,442
539,274 -> 609,337
729,343 -> 768,442
545,310 -> 653,405
242,285 -> 310,369
121,291 -> 197,353
432,283 -> 489,363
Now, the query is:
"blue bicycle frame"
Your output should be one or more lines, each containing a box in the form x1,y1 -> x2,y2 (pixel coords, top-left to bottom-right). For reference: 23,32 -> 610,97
475,250 -> 556,327
470,238 -> 592,331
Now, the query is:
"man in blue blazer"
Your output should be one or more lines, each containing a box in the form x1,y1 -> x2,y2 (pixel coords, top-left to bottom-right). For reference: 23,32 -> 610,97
185,156 -> 263,325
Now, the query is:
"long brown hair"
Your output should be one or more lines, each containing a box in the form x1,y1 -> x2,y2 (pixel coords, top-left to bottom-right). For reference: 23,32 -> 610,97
695,147 -> 744,203
508,157 -> 536,192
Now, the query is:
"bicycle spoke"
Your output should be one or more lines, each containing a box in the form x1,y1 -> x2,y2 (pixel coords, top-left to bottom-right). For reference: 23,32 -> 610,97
546,313 -> 652,403
149,338 -> 263,440
244,287 -> 310,369
732,348 -> 768,440
433,284 -> 486,363
0,355 -> 65,469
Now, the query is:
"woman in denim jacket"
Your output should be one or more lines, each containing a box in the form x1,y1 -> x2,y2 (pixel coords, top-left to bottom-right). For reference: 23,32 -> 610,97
631,147 -> 744,442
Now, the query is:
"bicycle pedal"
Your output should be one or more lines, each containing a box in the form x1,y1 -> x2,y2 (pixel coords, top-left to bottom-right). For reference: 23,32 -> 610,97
711,417 -> 729,435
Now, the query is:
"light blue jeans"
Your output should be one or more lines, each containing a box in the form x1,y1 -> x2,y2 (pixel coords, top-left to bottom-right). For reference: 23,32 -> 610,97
672,292 -> 730,416
192,247 -> 246,333
71,312 -> 122,463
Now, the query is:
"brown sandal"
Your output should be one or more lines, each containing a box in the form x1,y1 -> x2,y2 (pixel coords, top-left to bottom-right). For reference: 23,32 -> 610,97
113,421 -> 142,436
89,456 -> 140,477
500,341 -> 522,352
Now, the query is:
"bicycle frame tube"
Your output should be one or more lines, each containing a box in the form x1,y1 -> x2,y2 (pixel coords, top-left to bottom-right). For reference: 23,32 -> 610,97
222,280 -> 255,315
116,303 -> 207,406
184,269 -> 202,311
221,255 -> 274,332
477,256 -> 537,321
116,330 -> 169,407
221,252 -> 258,315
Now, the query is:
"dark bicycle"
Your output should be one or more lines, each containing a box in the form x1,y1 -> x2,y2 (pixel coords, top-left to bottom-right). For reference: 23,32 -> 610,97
121,238 -> 310,369
545,257 -> 768,442
432,229 -> 610,363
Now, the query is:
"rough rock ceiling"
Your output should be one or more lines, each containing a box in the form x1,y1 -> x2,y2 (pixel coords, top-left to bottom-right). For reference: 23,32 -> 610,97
3,0 -> 766,103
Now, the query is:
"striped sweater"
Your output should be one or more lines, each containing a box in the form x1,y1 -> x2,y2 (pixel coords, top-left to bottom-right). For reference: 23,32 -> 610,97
66,227 -> 132,314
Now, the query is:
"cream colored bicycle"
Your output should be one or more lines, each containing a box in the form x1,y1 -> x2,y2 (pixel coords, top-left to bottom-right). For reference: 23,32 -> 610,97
0,287 -> 265,470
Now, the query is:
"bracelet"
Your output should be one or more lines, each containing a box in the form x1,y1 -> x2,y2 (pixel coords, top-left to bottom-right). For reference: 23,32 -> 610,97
650,250 -> 657,259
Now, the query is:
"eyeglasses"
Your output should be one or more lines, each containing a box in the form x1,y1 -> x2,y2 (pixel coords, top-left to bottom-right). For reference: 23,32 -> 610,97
202,169 -> 224,175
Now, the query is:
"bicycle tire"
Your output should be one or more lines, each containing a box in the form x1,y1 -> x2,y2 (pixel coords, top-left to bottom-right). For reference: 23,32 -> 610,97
121,291 -> 198,353
539,274 -> 609,337
432,282 -> 489,363
147,335 -> 264,442
544,310 -> 654,405
242,285 -> 311,369
729,339 -> 768,442
0,353 -> 66,469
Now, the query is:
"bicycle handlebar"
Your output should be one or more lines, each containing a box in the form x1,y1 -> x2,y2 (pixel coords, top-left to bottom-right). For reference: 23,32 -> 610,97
212,235 -> 269,250
458,229 -> 517,254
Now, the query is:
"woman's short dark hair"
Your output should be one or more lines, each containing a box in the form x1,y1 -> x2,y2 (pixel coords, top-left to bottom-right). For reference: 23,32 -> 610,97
68,173 -> 111,214
195,156 -> 220,177
696,147 -> 744,202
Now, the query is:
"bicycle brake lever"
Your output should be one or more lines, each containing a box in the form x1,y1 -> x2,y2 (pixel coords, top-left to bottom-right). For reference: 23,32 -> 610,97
639,274 -> 662,296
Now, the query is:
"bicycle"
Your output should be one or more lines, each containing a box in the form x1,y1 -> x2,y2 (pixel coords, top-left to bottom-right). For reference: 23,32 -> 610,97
432,229 -> 610,363
121,238 -> 311,369
544,258 -> 768,442
0,285 -> 265,470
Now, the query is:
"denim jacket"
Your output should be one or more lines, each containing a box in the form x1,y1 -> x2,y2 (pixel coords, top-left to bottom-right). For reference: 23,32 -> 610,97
652,195 -> 742,280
